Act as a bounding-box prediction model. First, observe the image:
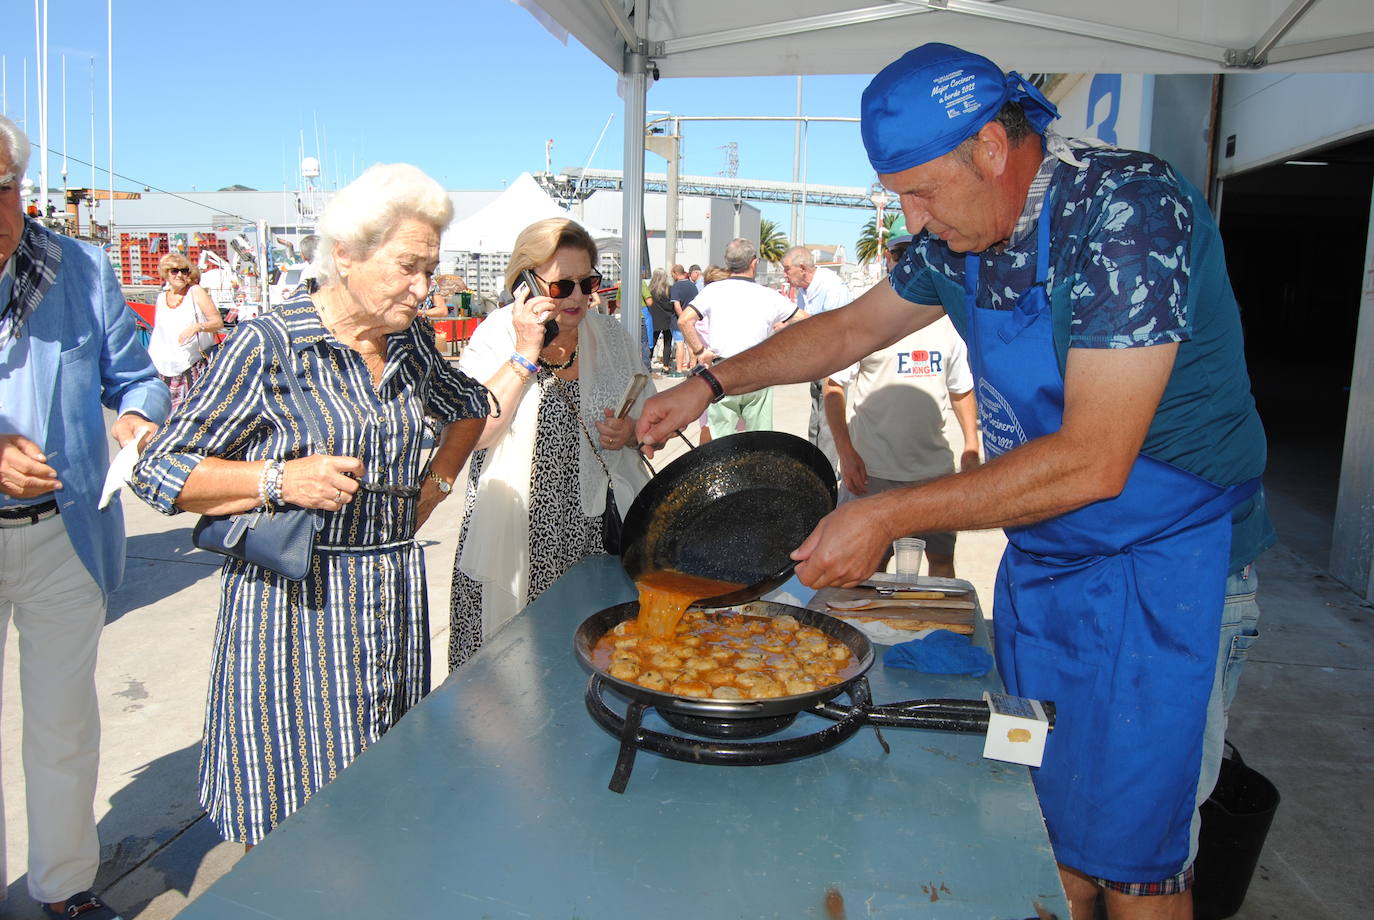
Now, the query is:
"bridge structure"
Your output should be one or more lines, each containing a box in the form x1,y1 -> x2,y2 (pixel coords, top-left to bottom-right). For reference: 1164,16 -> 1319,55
536,168 -> 879,211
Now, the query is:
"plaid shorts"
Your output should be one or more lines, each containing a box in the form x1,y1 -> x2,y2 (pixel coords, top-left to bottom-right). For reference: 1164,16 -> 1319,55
1095,862 -> 1194,896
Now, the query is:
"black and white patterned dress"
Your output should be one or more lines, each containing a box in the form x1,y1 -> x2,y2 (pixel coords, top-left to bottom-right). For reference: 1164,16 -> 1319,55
448,369 -> 607,670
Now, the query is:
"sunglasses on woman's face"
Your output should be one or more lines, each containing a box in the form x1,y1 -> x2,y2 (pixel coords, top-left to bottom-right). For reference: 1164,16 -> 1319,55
167,267 -> 192,276
533,271 -> 602,299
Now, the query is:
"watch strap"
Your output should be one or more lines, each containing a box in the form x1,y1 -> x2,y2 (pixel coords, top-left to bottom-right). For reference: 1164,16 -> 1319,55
692,365 -> 727,403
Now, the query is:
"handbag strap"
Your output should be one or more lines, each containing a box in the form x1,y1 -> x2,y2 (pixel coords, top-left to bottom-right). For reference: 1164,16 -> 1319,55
550,375 -> 613,485
259,318 -> 329,453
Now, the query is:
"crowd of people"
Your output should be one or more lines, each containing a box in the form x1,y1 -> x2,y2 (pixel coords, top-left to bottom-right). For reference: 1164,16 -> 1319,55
0,35 -> 1273,920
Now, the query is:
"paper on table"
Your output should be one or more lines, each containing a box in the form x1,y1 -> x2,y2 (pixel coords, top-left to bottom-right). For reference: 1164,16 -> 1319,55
98,427 -> 155,509
833,618 -> 936,646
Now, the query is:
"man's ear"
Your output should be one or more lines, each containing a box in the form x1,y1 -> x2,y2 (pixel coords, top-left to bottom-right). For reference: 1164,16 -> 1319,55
975,121 -> 1012,178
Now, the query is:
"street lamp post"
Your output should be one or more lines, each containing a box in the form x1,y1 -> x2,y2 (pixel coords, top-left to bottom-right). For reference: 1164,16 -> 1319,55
870,189 -> 890,283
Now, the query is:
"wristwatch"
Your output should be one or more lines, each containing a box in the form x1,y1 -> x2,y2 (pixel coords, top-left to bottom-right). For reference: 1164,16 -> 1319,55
426,470 -> 454,495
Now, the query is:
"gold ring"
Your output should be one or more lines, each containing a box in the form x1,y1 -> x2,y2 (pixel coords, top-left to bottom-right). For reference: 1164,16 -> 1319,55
335,489 -> 343,502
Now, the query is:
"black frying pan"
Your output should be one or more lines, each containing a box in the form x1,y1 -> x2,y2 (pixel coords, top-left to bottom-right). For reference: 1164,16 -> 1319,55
621,431 -> 837,605
574,599 -> 874,720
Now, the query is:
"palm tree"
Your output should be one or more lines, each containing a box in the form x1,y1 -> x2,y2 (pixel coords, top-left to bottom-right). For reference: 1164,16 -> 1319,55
855,212 -> 903,265
758,218 -> 789,266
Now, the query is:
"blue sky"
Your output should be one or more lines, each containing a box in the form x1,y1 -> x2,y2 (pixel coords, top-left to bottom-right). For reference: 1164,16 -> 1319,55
1,0 -> 885,250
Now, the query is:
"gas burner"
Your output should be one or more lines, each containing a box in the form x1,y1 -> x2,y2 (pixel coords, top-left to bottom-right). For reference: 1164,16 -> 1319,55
586,674 -> 878,792
585,675 -> 1047,793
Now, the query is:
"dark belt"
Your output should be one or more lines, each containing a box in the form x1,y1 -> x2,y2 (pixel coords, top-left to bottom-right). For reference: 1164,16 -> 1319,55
0,499 -> 60,528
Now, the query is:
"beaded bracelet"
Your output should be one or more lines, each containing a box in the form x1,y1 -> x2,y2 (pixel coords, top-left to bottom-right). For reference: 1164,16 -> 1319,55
264,460 -> 285,506
257,462 -> 272,508
509,352 -> 540,377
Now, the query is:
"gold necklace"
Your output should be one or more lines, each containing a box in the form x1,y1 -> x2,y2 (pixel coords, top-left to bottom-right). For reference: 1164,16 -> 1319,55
539,346 -> 577,371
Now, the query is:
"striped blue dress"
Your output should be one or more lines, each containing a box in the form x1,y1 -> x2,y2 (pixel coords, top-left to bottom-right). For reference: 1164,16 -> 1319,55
131,295 -> 487,844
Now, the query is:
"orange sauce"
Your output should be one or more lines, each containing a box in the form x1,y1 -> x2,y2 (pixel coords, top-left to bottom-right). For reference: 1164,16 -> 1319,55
634,570 -> 743,638
591,610 -> 862,699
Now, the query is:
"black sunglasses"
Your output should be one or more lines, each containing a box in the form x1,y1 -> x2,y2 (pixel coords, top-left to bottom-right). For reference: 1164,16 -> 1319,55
355,478 -> 420,499
167,267 -> 192,276
533,270 -> 602,298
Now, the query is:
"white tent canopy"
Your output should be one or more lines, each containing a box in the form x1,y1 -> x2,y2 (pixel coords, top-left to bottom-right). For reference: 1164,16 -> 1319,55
530,0 -> 1374,78
520,0 -> 1374,326
440,171 -> 573,253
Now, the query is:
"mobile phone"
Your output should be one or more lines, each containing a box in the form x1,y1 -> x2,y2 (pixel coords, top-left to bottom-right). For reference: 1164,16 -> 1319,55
517,269 -> 560,348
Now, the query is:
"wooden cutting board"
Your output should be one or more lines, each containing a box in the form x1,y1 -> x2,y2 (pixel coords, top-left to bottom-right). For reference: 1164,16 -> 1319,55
808,585 -> 977,635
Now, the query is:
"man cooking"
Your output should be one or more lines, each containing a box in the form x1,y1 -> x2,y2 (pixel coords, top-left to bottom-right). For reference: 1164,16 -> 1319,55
637,42 -> 1272,920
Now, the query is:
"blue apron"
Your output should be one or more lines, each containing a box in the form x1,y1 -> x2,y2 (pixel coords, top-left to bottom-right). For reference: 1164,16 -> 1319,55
964,201 -> 1259,882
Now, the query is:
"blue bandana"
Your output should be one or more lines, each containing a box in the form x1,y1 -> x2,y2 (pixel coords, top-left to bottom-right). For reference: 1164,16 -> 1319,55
861,43 -> 1059,174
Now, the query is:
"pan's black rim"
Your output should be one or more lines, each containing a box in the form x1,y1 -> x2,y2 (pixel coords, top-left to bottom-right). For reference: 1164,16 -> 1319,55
620,431 -> 837,600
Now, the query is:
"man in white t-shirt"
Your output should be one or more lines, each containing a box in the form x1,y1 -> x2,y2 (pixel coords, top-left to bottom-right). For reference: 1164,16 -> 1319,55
822,230 -> 980,577
680,239 -> 802,438
783,246 -> 852,478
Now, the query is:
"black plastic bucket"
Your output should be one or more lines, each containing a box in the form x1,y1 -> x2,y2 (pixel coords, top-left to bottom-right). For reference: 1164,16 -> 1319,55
1193,743 -> 1280,920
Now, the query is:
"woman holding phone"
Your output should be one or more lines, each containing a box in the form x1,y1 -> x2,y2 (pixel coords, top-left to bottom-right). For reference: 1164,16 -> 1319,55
448,218 -> 654,670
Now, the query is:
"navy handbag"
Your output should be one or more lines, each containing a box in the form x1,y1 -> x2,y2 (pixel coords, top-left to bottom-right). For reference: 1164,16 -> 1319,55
192,320 -> 325,580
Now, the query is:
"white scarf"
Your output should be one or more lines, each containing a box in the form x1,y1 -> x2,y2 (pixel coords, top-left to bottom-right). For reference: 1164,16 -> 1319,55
456,306 -> 654,638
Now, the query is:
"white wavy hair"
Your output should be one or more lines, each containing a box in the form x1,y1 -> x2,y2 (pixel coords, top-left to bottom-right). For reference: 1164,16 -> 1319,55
315,163 -> 453,285
0,114 -> 33,177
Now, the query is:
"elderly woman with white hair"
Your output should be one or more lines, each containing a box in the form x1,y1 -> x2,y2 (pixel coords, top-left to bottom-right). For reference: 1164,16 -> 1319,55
131,163 -> 488,846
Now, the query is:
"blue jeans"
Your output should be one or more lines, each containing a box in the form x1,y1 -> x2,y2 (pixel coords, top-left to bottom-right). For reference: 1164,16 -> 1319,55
639,308 -> 653,369
1098,564 -> 1261,891
1189,564 -> 1261,864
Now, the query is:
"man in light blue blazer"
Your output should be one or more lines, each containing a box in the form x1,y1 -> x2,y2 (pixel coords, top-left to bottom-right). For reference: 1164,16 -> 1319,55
0,115 -> 169,920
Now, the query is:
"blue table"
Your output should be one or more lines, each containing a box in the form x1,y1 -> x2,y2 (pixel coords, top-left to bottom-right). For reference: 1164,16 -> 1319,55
176,556 -> 1067,919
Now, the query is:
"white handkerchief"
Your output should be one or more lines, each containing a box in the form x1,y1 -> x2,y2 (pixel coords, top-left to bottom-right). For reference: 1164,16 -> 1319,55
99,428 -> 154,509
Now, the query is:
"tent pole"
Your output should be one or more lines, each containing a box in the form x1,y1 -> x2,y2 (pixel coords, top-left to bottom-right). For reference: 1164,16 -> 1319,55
620,43 -> 649,354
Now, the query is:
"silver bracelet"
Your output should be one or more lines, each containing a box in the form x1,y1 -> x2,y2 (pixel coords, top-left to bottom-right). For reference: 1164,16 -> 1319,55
268,460 -> 285,506
257,461 -> 273,508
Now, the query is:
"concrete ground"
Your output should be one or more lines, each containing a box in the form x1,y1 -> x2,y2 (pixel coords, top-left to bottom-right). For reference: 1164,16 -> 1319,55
1,379 -> 1368,918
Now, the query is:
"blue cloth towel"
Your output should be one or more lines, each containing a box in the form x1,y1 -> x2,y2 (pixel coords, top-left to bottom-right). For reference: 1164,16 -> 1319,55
883,629 -> 993,676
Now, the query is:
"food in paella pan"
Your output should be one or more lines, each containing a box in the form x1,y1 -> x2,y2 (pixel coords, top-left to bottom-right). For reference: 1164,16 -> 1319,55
592,609 -> 860,700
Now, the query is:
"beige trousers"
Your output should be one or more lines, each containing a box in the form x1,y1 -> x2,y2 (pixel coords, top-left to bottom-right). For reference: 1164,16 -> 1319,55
0,513 -> 105,903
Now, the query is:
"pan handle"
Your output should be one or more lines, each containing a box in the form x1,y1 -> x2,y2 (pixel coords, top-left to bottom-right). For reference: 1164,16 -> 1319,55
695,560 -> 798,607
616,373 -> 650,418
631,428 -> 696,480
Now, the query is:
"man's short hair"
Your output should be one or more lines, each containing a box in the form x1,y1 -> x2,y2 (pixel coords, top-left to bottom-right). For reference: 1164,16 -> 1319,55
782,246 -> 815,270
953,102 -> 1035,167
671,263 -> 686,277
688,264 -> 702,273
723,239 -> 756,274
0,114 -> 32,176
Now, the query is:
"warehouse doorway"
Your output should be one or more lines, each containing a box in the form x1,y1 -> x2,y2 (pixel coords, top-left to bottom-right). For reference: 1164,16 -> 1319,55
1217,133 -> 1374,565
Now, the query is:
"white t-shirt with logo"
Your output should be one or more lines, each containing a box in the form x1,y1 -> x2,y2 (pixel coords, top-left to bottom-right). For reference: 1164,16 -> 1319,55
687,277 -> 798,359
831,315 -> 974,483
